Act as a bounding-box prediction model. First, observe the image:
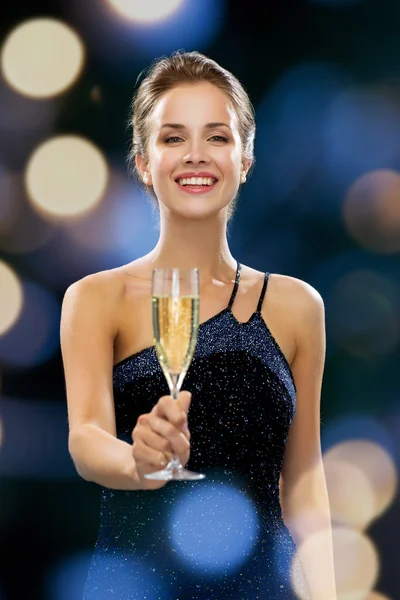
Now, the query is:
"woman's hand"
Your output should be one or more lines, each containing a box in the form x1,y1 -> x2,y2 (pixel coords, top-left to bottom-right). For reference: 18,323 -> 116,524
132,391 -> 191,490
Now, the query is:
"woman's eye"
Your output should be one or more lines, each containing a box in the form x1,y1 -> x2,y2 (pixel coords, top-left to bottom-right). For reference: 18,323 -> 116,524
164,135 -> 228,144
209,135 -> 228,142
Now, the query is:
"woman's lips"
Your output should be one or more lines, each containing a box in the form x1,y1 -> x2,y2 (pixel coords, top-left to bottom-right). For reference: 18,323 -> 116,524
175,181 -> 218,194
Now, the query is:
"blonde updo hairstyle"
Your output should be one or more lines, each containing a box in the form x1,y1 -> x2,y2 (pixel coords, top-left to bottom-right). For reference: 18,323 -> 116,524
128,50 -> 255,222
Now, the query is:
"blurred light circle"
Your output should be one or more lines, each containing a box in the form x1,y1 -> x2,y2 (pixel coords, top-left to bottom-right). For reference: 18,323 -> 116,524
255,61 -> 350,206
168,481 -> 259,573
0,18 -> 85,99
25,136 -> 109,219
69,0 -> 225,67
365,592 -> 392,600
323,459 -> 375,530
321,413 -> 395,462
324,440 -> 397,523
343,170 -> 400,254
291,527 -> 379,600
283,460 -> 373,532
0,261 -> 23,335
64,170 -> 156,253
108,0 -> 183,22
326,269 -> 399,358
0,280 -> 60,367
323,90 -> 400,180
25,171 -> 159,290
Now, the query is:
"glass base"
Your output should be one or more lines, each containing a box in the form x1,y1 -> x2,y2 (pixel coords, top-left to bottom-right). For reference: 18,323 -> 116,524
144,462 -> 206,481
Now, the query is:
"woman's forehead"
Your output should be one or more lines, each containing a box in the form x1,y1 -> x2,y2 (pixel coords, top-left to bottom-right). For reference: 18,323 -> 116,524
150,82 -> 238,129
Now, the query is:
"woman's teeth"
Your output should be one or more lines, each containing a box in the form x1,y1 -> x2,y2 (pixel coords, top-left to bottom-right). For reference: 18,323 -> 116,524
177,177 -> 215,186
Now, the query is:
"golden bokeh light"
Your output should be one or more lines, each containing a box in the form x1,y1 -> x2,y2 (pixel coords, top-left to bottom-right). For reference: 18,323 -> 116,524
107,0 -> 183,23
0,260 -> 23,335
343,169 -> 400,254
324,440 -> 397,524
323,459 -> 375,530
0,18 -> 85,98
25,135 -> 109,219
291,527 -> 379,600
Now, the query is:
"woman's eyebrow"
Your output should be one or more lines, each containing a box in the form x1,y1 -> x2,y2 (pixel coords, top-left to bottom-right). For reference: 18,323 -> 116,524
160,122 -> 231,130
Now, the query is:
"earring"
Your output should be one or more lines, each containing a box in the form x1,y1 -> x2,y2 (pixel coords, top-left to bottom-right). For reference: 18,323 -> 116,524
143,172 -> 149,184
241,171 -> 247,183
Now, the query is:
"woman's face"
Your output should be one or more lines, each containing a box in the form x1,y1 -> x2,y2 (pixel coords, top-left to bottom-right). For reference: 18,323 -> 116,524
137,81 -> 248,219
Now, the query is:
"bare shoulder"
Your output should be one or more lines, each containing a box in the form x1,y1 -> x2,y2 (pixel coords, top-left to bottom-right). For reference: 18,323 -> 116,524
270,273 -> 324,313
270,273 -> 325,354
63,266 -> 125,305
61,266 -> 129,335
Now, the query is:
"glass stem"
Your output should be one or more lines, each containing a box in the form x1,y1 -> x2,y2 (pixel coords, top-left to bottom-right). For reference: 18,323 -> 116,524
169,374 -> 182,471
171,373 -> 179,400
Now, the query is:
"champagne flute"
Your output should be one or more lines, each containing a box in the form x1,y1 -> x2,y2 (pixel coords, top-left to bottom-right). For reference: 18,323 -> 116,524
144,267 -> 206,481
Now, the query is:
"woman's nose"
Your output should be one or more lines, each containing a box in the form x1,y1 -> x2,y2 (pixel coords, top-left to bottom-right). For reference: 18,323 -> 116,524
182,141 -> 210,164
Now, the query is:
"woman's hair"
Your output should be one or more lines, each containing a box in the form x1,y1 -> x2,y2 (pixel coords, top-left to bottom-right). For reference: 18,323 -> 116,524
127,50 -> 256,222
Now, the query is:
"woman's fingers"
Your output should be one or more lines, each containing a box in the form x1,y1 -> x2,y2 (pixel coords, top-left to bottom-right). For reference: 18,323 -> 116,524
153,394 -> 190,433
138,424 -> 172,457
134,412 -> 190,455
133,437 -> 170,469
132,392 -> 192,490
149,413 -> 190,455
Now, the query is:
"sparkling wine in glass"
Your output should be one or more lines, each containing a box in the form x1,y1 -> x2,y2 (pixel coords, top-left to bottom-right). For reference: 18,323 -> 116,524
144,267 -> 206,481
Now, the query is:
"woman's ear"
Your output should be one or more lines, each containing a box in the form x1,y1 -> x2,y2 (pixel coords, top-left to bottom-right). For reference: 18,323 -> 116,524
136,154 -> 152,185
242,159 -> 252,178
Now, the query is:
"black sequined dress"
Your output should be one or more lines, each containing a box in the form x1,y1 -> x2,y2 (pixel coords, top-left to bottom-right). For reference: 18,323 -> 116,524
83,261 -> 307,599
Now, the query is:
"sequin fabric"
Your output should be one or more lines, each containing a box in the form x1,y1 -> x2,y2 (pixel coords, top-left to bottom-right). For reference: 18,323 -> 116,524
83,262 -> 309,599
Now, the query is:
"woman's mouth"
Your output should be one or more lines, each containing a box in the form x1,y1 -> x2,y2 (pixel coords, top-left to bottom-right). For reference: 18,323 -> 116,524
175,176 -> 218,194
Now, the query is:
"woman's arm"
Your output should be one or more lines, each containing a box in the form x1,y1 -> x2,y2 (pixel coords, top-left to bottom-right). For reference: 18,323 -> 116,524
60,274 -> 145,491
280,279 -> 337,599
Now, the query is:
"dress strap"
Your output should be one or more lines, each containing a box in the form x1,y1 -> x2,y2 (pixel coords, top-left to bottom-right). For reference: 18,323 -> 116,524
256,272 -> 270,313
227,261 -> 241,310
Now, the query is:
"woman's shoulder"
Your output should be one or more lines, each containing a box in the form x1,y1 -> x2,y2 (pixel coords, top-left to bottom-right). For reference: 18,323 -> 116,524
244,263 -> 323,314
63,262 -> 139,312
270,271 -> 321,299
244,263 -> 320,297
266,271 -> 324,324
66,266 -> 121,295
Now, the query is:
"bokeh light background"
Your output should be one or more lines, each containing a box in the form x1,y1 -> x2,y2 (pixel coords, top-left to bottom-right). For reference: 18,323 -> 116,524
0,0 -> 399,598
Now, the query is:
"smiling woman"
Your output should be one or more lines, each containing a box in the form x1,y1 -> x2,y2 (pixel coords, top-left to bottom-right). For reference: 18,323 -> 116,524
61,50 -> 336,599
128,51 -> 255,222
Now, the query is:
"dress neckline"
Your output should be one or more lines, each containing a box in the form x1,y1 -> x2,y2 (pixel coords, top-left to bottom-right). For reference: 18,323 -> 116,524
112,306 -> 295,389
114,261 -> 242,369
113,304 -> 261,370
